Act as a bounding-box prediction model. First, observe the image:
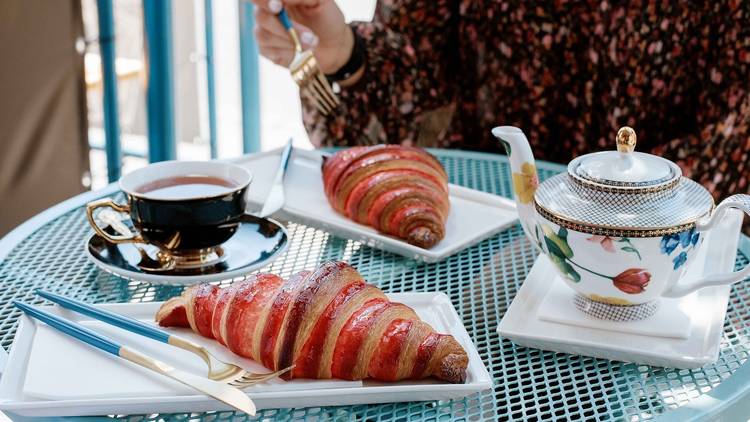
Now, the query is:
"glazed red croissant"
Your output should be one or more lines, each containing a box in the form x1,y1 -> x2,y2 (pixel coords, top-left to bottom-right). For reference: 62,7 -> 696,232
322,145 -> 450,249
156,261 -> 468,383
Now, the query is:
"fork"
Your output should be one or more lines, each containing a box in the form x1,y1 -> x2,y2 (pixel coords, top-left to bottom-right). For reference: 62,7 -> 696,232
36,289 -> 292,389
277,9 -> 339,115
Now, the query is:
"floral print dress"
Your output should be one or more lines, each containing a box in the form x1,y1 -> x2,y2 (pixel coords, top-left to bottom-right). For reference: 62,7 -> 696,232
301,0 -> 750,225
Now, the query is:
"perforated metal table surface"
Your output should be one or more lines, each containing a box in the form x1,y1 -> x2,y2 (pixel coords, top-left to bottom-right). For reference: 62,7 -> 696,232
1,149 -> 749,421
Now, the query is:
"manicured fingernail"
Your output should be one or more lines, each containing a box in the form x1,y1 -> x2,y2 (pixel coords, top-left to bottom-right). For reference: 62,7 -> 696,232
268,0 -> 282,13
301,31 -> 318,47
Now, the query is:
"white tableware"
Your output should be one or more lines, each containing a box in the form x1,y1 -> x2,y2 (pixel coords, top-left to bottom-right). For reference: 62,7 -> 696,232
233,148 -> 517,262
0,293 -> 492,416
497,209 -> 744,368
491,125 -> 750,309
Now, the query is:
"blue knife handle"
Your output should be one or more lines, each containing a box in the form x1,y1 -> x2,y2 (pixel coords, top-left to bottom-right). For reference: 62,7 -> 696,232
14,301 -> 121,356
36,289 -> 171,343
278,9 -> 293,31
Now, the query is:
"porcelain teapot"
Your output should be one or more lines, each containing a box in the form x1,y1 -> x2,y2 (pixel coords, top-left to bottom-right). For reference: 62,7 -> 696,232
492,126 -> 750,306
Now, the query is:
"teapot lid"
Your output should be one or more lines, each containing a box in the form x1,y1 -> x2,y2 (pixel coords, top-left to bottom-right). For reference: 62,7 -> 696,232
568,127 -> 682,192
534,127 -> 714,237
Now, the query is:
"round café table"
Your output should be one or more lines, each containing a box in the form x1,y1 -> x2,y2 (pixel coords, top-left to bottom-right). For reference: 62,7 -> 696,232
1,150 -> 749,421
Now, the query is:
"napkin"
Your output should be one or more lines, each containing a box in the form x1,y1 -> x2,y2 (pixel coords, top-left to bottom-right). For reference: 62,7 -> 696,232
537,280 -> 693,339
23,321 -> 361,400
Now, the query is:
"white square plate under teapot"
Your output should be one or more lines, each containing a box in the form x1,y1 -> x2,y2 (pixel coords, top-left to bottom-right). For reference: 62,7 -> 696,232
497,210 -> 744,369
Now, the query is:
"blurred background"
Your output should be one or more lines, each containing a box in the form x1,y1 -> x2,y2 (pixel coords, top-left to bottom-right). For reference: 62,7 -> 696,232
0,0 -> 375,236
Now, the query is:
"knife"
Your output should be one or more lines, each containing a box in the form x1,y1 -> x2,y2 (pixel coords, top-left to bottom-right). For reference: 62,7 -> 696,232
13,301 -> 256,415
259,139 -> 293,218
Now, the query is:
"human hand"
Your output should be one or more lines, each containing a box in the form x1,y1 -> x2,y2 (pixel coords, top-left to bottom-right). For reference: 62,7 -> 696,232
252,0 -> 352,74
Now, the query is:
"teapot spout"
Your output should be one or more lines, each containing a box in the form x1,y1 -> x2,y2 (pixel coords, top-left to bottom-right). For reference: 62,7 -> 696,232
491,126 -> 541,246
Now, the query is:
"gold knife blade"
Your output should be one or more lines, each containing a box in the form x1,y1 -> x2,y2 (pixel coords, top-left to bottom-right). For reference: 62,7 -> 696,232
119,347 -> 256,415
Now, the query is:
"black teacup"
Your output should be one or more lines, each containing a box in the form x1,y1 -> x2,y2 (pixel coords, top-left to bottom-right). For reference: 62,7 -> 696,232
86,161 -> 252,268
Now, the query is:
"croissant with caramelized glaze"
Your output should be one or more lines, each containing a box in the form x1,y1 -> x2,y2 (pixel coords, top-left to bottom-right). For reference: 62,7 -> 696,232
322,145 -> 450,249
156,261 -> 468,383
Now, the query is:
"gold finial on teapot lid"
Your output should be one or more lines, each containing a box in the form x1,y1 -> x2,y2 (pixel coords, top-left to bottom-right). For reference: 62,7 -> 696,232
616,126 -> 636,153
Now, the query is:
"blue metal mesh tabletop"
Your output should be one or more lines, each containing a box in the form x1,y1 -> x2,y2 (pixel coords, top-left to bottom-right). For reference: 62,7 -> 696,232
1,150 -> 749,421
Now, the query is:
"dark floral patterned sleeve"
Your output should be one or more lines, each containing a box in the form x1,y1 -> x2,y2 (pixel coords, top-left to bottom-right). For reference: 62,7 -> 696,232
645,2 -> 750,209
302,0 -> 458,148
653,97 -> 750,207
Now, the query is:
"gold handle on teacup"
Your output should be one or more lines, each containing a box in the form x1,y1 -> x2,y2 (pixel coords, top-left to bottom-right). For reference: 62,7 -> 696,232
86,199 -> 145,244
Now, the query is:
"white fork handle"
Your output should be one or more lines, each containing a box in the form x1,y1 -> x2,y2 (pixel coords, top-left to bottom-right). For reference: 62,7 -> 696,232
664,194 -> 750,298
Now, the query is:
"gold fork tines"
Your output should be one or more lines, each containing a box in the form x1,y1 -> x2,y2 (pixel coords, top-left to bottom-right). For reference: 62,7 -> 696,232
229,365 -> 294,389
169,336 -> 293,389
279,10 -> 339,115
296,57 -> 340,114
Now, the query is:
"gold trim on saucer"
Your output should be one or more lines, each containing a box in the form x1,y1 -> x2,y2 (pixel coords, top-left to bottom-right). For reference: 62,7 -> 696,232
534,202 -> 702,238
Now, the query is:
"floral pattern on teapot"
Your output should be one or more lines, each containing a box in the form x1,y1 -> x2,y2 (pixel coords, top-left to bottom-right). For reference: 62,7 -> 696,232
528,220 -> 706,305
534,223 -> 657,297
660,228 -> 700,270
512,162 -> 539,205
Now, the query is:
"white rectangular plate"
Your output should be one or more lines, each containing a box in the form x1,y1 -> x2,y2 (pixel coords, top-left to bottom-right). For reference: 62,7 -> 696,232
0,293 -> 492,417
497,210 -> 744,369
231,148 -> 516,262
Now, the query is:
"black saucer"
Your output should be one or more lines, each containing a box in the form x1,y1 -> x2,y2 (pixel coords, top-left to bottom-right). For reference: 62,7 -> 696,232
86,214 -> 288,285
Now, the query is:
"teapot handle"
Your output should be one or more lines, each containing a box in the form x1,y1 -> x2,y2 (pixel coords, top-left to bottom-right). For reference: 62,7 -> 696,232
663,194 -> 750,298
